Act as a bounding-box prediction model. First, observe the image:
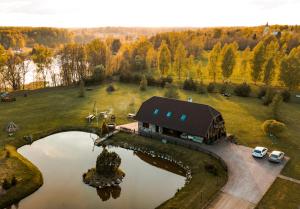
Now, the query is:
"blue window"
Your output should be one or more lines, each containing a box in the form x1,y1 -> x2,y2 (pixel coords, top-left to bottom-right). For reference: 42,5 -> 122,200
166,111 -> 172,118
180,114 -> 187,121
153,108 -> 159,115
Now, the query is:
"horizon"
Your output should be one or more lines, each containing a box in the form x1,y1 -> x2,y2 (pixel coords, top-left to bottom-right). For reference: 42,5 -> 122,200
0,0 -> 299,28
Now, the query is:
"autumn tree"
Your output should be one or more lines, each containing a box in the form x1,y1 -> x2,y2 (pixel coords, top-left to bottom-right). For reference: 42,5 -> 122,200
220,43 -> 237,81
157,41 -> 171,76
207,42 -> 221,83
3,50 -> 22,90
173,42 -> 187,79
87,39 -> 107,69
240,47 -> 250,82
263,57 -> 276,86
31,44 -> 53,87
250,41 -> 265,84
280,46 -> 300,90
111,39 -> 121,55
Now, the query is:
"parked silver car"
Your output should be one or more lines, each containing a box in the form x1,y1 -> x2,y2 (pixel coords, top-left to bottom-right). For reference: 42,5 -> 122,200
268,151 -> 285,163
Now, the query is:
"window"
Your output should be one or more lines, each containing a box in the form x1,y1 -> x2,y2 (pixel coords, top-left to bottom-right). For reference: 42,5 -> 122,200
142,122 -> 149,128
166,111 -> 172,118
153,108 -> 159,115
180,114 -> 187,121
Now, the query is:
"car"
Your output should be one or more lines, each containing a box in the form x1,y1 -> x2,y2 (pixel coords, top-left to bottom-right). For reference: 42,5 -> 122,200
252,146 -> 268,158
268,151 -> 285,163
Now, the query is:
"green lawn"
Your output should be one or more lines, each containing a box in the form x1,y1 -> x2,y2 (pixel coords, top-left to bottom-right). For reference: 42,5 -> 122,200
0,82 -> 299,208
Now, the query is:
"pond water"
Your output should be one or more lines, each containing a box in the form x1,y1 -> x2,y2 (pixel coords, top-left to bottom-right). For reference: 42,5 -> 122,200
14,131 -> 185,209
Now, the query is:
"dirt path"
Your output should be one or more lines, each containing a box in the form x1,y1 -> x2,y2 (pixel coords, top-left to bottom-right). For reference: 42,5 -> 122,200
278,174 -> 300,184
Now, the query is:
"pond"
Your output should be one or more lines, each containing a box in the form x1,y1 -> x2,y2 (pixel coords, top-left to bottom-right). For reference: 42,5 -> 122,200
14,131 -> 186,209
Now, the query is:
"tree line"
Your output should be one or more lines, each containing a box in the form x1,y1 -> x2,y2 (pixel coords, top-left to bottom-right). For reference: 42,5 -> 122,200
0,25 -> 300,92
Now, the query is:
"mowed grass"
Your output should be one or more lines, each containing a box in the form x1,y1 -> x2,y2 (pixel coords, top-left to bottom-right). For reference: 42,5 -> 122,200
105,132 -> 227,209
0,82 -> 299,208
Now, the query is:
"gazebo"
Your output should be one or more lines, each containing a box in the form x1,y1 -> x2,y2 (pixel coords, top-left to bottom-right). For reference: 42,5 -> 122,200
6,122 -> 18,136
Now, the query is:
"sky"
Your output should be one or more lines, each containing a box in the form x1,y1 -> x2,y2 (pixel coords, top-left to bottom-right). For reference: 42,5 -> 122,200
0,0 -> 299,28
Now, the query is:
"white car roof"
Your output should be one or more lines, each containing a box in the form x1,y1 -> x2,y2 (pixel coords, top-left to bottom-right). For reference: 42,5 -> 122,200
271,151 -> 283,156
254,146 -> 266,151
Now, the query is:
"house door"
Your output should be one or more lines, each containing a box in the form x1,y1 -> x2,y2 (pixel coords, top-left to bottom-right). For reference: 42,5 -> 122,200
155,125 -> 159,133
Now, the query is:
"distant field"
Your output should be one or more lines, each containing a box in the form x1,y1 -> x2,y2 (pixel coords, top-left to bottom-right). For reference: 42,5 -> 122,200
0,82 -> 299,208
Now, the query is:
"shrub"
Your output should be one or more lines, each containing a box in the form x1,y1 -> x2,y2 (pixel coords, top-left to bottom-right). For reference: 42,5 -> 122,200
11,176 -> 17,186
133,74 -> 142,84
204,163 -> 218,176
164,83 -> 180,99
146,75 -> 158,86
119,73 -> 133,83
197,83 -> 206,94
183,79 -> 197,91
219,83 -> 228,94
2,179 -> 11,190
262,88 -> 275,105
262,120 -> 286,137
106,84 -> 116,93
281,90 -> 291,102
234,83 -> 251,97
257,87 -> 267,99
162,76 -> 173,84
271,94 -> 283,120
139,76 -> 148,91
207,83 -> 216,93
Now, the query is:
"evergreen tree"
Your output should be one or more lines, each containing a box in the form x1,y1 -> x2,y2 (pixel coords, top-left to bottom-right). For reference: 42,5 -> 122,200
157,41 -> 171,76
207,42 -> 221,83
250,41 -> 265,84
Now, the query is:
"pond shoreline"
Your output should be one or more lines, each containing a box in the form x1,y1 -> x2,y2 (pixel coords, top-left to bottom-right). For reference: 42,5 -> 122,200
1,129 -> 227,209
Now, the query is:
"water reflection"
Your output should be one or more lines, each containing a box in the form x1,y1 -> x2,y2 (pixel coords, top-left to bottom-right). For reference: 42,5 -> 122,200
97,185 -> 121,201
15,132 -> 185,209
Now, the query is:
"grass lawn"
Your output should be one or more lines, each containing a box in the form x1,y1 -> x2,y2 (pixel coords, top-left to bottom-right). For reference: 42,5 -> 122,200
0,82 -> 299,208
104,132 -> 227,209
256,178 -> 300,209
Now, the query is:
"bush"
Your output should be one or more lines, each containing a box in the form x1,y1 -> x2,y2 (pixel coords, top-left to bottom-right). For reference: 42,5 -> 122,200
271,94 -> 283,120
207,83 -> 216,93
234,83 -> 251,97
2,179 -> 11,190
164,83 -> 180,99
183,79 -> 197,91
106,84 -> 116,93
133,74 -> 142,84
139,76 -> 148,91
119,73 -> 133,83
262,120 -> 286,137
262,88 -> 275,105
204,163 -> 218,176
11,176 -> 17,186
281,90 -> 291,102
197,83 -> 206,94
219,83 -> 228,94
257,87 -> 267,99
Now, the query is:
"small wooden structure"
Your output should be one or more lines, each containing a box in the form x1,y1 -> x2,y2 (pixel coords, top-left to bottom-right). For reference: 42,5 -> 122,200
6,122 -> 18,136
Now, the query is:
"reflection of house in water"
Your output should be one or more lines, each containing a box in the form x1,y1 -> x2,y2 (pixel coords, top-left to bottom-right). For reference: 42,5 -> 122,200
97,185 -> 121,201
135,151 -> 186,177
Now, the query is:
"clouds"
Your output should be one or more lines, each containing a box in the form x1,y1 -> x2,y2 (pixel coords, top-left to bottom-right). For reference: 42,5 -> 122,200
0,0 -> 299,27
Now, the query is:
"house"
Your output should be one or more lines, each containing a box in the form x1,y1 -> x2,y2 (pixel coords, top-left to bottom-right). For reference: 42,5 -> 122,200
134,96 -> 226,144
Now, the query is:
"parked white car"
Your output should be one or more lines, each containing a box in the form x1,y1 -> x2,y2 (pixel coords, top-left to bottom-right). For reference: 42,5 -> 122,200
252,146 -> 268,158
268,151 -> 285,163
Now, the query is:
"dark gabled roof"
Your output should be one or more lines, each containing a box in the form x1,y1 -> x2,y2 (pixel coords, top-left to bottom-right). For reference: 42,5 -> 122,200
134,96 -> 222,137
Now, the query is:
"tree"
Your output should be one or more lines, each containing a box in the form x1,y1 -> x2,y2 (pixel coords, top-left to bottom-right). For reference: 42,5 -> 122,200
271,93 -> 283,120
78,79 -> 85,97
239,47 -> 250,82
164,83 -> 179,99
220,43 -> 237,81
139,75 -> 147,91
262,120 -> 286,137
173,42 -> 187,79
0,44 -> 8,90
250,41 -> 265,84
96,148 -> 121,176
145,47 -> 157,72
207,42 -> 221,83
111,39 -> 121,54
31,44 -> 53,88
280,46 -> 300,90
157,41 -> 171,76
4,50 -> 22,90
101,122 -> 109,135
87,39 -> 107,69
263,57 -> 276,86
